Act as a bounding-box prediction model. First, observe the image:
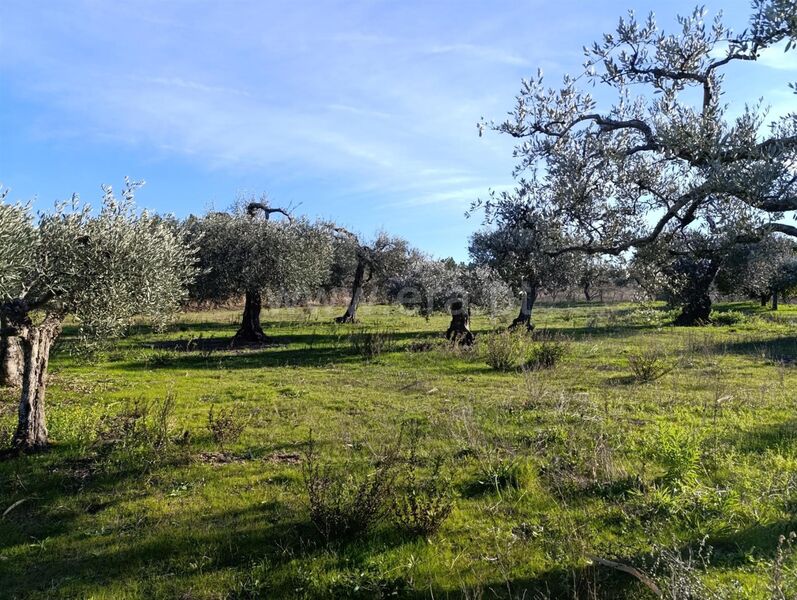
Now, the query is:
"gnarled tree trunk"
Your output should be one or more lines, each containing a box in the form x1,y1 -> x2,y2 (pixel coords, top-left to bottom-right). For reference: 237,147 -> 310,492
673,262 -> 720,326
509,286 -> 538,331
583,284 -> 592,302
233,289 -> 267,344
772,292 -> 779,311
761,294 -> 770,307
336,258 -> 367,324
1,315 -> 23,388
446,300 -> 474,345
12,312 -> 63,451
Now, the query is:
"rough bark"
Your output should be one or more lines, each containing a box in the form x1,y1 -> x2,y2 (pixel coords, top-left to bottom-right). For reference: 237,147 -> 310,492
583,284 -> 592,302
12,312 -> 63,451
336,258 -> 367,324
445,300 -> 474,345
674,293 -> 713,326
233,289 -> 267,344
509,287 -> 538,331
1,315 -> 23,388
772,291 -> 779,311
672,259 -> 720,326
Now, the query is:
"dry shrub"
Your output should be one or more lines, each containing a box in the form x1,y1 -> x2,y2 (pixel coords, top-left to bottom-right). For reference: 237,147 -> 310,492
303,435 -> 401,542
207,405 -> 247,450
628,348 -> 675,383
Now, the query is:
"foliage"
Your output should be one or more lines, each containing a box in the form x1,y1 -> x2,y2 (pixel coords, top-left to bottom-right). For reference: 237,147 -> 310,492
716,235 -> 797,301
525,336 -> 568,370
482,329 -> 530,371
0,180 -> 196,339
628,348 -> 675,383
479,1 -> 797,270
186,205 -> 333,306
347,326 -> 395,360
469,211 -> 578,302
392,435 -> 453,537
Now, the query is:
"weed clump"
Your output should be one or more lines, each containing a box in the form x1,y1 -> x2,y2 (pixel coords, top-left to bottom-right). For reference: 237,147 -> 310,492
483,329 -> 529,371
393,454 -> 452,537
525,336 -> 568,370
94,392 -> 186,469
207,405 -> 247,450
349,326 -> 395,360
303,436 -> 400,542
628,348 -> 675,383
711,310 -> 747,326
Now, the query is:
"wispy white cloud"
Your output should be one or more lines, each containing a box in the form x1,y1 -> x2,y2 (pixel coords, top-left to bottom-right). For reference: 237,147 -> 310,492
757,43 -> 797,71
425,44 -> 529,66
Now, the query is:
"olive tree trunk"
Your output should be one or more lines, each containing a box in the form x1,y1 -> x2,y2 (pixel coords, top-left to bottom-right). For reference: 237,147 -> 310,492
12,313 -> 63,451
673,263 -> 720,326
1,315 -> 23,388
509,286 -> 538,331
336,259 -> 367,324
446,300 -> 474,345
772,292 -> 779,311
233,289 -> 267,344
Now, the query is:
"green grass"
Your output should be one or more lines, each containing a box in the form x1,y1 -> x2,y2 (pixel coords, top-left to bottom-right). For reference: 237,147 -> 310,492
3,301 -> 797,598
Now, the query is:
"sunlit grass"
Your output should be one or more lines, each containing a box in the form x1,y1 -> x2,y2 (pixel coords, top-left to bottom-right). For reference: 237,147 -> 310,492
2,301 -> 797,598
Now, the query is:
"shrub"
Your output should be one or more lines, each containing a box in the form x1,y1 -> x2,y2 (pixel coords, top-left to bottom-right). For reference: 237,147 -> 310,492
349,326 -> 395,360
628,349 -> 674,383
303,436 -> 400,542
652,427 -> 702,488
207,405 -> 247,450
525,338 -> 568,370
483,329 -> 529,371
393,456 -> 453,537
94,393 -> 183,469
407,338 -> 443,353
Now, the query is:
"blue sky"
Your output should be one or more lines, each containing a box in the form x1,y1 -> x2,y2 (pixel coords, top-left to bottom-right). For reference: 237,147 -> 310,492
1,0 -> 794,260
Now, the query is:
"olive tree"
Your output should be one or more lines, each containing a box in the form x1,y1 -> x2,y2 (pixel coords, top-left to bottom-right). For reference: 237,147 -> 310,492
631,233 -> 727,324
480,1 -> 797,271
716,235 -> 797,307
332,229 -> 411,323
387,256 -> 510,343
469,209 -> 578,330
0,180 -> 195,450
187,203 -> 333,343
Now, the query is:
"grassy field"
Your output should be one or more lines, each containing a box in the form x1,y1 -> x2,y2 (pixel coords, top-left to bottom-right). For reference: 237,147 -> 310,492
3,301 -> 797,599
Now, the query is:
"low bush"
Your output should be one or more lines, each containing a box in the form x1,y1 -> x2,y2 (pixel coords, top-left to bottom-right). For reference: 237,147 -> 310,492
94,393 -> 185,469
525,337 -> 568,370
483,329 -> 529,371
207,405 -> 247,450
628,349 -> 675,383
393,456 -> 453,537
711,310 -> 747,326
349,326 -> 395,360
303,436 -> 401,542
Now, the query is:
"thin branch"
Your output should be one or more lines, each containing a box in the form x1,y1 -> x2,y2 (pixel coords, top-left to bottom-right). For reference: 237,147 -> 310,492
246,202 -> 293,222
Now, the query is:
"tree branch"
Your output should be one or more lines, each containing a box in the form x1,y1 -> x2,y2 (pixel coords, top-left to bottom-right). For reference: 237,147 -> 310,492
246,202 -> 293,222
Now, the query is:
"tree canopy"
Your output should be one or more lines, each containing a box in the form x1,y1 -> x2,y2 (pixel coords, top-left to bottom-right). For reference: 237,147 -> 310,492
480,0 -> 797,257
0,180 -> 195,449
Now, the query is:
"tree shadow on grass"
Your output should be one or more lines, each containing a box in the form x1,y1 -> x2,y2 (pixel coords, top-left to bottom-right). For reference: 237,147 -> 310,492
710,336 -> 797,364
